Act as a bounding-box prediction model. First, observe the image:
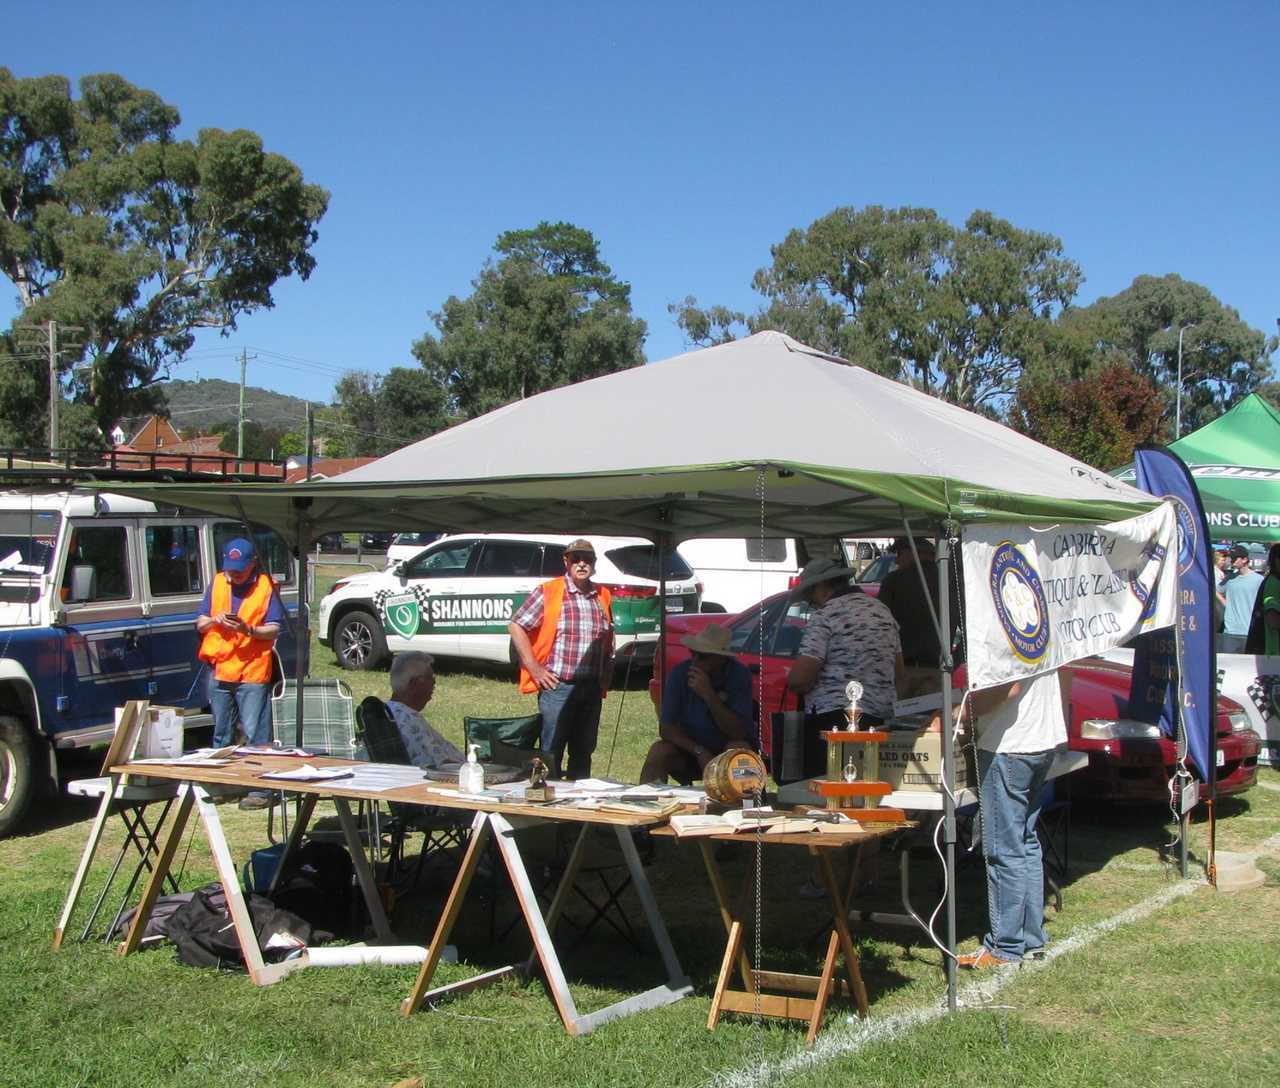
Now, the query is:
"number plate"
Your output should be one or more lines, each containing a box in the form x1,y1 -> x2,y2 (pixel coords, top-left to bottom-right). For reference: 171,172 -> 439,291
1216,748 -> 1225,768
665,599 -> 684,613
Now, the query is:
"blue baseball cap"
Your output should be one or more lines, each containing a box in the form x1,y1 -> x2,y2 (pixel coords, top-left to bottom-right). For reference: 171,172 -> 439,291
221,538 -> 257,572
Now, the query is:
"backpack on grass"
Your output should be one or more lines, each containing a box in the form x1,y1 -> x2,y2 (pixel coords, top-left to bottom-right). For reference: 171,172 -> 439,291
167,882 -> 331,971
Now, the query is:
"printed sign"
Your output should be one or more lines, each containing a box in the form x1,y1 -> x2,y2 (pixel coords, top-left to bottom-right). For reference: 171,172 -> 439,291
376,588 -> 522,635
962,503 -> 1178,689
382,592 -> 420,639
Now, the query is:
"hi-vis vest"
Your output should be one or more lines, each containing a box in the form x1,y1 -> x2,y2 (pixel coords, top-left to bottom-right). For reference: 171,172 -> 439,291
518,577 -> 613,695
198,572 -> 276,683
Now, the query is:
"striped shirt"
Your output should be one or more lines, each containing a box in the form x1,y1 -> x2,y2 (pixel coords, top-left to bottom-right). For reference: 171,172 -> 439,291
511,576 -> 613,684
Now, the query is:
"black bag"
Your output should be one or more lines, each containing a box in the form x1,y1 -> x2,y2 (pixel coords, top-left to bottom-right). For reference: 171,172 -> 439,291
107,891 -> 196,947
270,840 -> 359,938
168,882 -> 329,970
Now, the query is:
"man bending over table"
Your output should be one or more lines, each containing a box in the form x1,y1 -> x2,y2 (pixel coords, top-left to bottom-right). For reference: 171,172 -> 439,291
639,625 -> 755,784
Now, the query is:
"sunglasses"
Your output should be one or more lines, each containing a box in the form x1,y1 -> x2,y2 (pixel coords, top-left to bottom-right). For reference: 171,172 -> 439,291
566,552 -> 595,564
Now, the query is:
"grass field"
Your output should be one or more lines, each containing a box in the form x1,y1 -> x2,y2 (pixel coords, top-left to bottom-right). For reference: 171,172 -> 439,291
2,577 -> 1277,1087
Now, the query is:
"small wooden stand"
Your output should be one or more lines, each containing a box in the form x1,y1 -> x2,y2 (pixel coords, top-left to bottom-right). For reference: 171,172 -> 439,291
807,730 -> 906,824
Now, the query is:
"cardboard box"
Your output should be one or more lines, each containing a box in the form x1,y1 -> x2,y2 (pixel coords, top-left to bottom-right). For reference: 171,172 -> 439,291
846,726 -> 975,792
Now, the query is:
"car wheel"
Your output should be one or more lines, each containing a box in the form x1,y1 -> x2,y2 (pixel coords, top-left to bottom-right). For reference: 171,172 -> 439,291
0,715 -> 36,839
334,610 -> 388,670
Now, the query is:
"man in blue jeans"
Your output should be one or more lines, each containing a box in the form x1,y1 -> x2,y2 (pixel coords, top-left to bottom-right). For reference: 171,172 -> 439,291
958,669 -> 1067,969
196,537 -> 286,809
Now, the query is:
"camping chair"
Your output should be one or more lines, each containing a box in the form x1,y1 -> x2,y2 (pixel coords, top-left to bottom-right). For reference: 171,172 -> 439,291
355,696 -> 469,887
266,678 -> 359,842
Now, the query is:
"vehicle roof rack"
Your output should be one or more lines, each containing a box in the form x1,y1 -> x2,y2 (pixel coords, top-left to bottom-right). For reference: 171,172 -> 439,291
0,447 -> 288,485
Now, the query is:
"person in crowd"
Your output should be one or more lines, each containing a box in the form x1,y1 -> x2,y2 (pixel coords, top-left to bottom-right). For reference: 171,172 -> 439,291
1221,544 -> 1263,653
876,537 -> 959,698
1245,543 -> 1280,657
384,651 -> 463,769
786,557 -> 903,725
1213,545 -> 1230,629
639,624 -> 754,784
196,537 -> 285,810
957,669 -> 1068,969
508,538 -> 613,779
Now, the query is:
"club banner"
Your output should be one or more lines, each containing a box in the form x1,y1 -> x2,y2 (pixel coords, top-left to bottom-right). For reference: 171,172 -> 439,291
962,503 -> 1179,690
1126,447 -> 1216,782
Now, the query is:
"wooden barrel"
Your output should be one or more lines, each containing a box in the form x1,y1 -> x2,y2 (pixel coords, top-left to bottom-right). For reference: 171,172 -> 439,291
703,748 -> 767,803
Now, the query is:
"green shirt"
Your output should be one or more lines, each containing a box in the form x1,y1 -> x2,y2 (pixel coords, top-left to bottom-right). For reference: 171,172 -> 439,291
1264,573 -> 1280,657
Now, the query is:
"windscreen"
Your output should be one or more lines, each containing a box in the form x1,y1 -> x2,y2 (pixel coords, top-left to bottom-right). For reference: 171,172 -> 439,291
0,511 -> 62,575
605,545 -> 694,581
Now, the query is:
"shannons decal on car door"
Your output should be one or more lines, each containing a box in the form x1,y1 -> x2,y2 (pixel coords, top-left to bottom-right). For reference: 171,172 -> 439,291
375,587 -> 524,634
373,585 -> 662,637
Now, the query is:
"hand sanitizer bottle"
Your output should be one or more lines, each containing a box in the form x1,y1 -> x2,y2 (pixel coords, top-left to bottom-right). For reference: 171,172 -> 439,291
459,744 -> 485,794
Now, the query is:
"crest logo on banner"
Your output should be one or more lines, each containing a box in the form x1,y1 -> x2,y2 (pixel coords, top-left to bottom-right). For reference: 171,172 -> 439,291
382,592 -> 420,639
962,503 -> 1178,690
988,542 -> 1050,663
1169,496 -> 1198,577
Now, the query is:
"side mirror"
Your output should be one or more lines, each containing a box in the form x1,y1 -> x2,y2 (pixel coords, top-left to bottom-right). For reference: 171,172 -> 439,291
68,564 -> 96,603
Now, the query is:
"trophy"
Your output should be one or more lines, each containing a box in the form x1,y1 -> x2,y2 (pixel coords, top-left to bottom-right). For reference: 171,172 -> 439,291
844,680 -> 864,731
525,756 -> 556,803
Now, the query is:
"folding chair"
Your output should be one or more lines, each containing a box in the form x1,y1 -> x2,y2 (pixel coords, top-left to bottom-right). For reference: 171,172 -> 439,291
355,697 -> 469,887
267,678 -> 359,842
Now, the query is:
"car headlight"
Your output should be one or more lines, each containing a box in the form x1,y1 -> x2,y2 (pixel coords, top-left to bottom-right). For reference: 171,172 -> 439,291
1228,711 -> 1250,733
1080,718 -> 1162,740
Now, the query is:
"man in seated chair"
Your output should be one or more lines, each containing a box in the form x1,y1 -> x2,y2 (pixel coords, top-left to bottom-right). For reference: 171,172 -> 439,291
639,625 -> 754,784
385,651 -> 464,769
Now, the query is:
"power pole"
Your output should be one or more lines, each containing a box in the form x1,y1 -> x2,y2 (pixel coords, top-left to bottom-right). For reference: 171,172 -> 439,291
20,320 -> 83,452
305,403 -> 315,481
236,348 -> 256,459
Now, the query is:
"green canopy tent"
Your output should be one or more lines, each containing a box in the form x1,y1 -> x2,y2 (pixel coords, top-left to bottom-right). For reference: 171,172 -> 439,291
1118,394 -> 1280,543
92,330 -> 1169,1009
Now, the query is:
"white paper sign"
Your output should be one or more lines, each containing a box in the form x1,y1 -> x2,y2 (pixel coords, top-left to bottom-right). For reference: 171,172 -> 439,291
962,503 -> 1178,690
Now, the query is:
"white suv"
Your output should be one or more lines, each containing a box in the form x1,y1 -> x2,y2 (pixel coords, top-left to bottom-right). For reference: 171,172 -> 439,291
317,533 -> 700,673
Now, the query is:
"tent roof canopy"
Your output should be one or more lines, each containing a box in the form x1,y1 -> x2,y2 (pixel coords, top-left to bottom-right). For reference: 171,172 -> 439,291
97,331 -> 1159,544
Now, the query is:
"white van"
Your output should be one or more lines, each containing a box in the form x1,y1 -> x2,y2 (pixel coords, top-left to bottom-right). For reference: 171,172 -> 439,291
678,537 -> 851,615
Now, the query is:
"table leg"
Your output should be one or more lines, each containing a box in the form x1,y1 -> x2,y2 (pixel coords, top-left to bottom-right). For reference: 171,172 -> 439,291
523,822 -> 590,975
333,798 -> 393,942
118,785 -> 194,957
708,919 -> 745,1030
190,785 -> 271,983
54,778 -> 118,949
697,840 -> 754,990
401,810 -> 498,1017
267,793 -> 317,897
816,847 -> 868,1018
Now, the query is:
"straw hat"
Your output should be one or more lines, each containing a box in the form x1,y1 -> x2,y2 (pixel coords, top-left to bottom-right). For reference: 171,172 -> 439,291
789,557 -> 853,599
681,624 -> 735,657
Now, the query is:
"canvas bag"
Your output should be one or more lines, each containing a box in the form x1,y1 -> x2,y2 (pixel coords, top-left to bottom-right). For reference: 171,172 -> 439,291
167,882 -> 330,970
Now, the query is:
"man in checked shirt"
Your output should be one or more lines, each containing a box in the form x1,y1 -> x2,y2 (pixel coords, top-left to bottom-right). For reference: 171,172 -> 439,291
508,538 -> 614,779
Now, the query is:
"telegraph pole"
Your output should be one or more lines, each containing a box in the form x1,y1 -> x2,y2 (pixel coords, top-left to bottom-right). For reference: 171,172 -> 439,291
236,348 -> 256,459
305,403 -> 315,481
22,320 -> 83,452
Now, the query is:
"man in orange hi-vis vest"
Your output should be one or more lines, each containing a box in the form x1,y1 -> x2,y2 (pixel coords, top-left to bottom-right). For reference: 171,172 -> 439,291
197,537 -> 285,808
508,538 -> 614,779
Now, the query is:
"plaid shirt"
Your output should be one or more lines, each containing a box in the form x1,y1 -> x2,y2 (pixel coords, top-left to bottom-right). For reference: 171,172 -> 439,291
511,576 -> 613,684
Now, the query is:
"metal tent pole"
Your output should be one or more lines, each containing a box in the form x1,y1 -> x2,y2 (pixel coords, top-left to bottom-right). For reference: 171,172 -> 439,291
293,500 -> 312,750
936,533 -> 958,1011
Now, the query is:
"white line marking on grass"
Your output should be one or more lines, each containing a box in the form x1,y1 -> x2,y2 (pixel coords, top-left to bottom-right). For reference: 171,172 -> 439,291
709,879 -> 1201,1088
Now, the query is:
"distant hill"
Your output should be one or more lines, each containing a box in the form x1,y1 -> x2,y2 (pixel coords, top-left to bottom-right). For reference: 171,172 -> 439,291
158,379 -> 322,433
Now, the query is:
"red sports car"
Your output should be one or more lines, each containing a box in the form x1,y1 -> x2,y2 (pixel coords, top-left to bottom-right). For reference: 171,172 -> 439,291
650,591 -> 1261,804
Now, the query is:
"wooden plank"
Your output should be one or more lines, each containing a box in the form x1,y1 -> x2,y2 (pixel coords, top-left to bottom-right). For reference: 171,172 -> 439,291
819,849 -> 869,1018
101,701 -> 148,777
333,798 -> 394,943
118,785 -> 194,956
837,807 -> 907,823
819,730 -> 891,743
808,780 -> 893,797
807,929 -> 841,1045
192,787 -> 269,982
708,920 -> 744,1031
408,965 -> 522,1007
752,970 -> 852,997
401,810 -> 491,1017
719,989 -> 818,1021
53,780 -> 118,949
698,840 -> 753,990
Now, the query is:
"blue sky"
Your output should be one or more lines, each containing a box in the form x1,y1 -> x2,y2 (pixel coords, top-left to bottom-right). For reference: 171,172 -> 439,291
7,0 -> 1279,406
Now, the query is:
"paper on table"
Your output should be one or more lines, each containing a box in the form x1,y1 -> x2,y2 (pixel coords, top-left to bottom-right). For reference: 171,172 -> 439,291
260,764 -> 354,782
237,745 -> 314,757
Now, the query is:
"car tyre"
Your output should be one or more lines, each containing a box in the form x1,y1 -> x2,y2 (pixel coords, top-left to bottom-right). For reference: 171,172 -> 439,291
334,610 -> 389,671
0,715 -> 36,838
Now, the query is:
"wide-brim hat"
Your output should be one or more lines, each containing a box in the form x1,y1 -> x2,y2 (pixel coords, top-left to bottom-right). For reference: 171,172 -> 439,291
790,557 -> 853,600
681,623 -> 735,657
